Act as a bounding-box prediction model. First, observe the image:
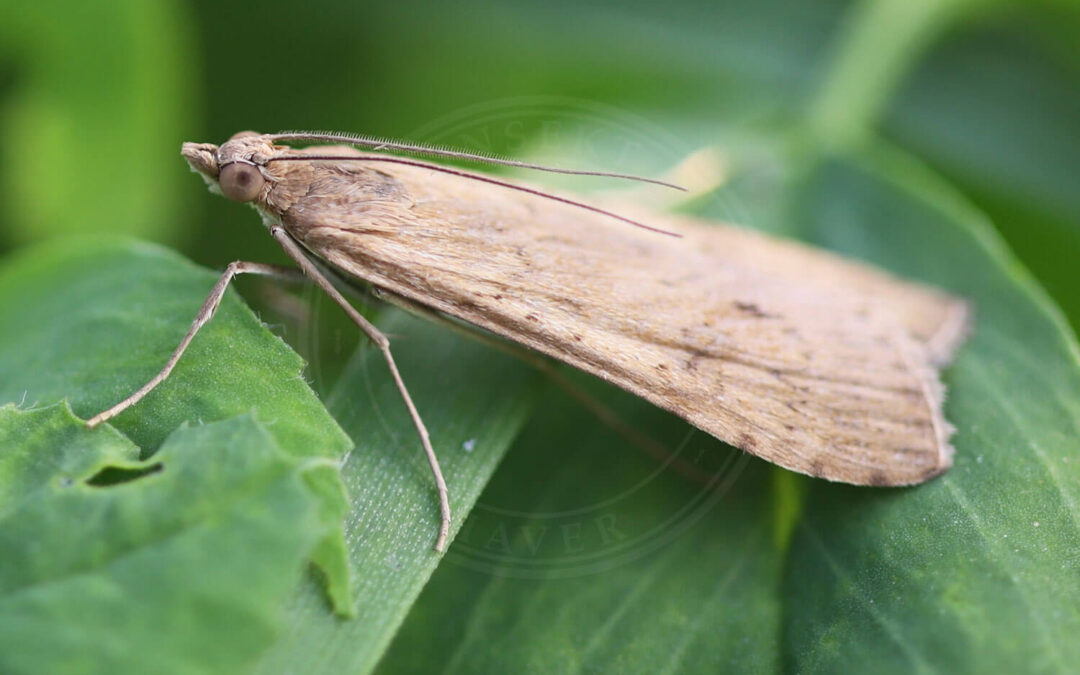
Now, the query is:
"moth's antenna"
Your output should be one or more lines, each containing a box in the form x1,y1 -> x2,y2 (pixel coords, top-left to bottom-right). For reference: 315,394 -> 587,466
268,131 -> 687,192
267,154 -> 683,238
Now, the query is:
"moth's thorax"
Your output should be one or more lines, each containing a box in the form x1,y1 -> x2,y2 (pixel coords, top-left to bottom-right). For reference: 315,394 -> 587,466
264,162 -> 415,243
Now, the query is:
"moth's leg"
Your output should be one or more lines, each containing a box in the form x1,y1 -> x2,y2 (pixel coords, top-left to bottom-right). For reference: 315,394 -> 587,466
86,262 -> 305,428
269,227 -> 451,553
372,289 -> 717,486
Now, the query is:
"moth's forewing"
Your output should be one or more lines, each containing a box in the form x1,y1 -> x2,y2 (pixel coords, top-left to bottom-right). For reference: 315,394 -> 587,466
240,137 -> 968,486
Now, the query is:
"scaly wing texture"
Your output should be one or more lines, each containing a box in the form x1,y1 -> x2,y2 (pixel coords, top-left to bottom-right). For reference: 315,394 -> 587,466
262,151 -> 969,485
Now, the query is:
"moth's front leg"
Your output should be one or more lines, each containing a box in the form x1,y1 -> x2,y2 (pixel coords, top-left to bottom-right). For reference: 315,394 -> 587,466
86,262 -> 305,428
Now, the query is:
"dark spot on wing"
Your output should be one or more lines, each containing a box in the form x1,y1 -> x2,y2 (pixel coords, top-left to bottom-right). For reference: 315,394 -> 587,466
734,301 -> 779,319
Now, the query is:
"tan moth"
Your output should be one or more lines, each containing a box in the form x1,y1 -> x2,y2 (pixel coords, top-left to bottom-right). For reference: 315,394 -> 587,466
87,131 -> 970,552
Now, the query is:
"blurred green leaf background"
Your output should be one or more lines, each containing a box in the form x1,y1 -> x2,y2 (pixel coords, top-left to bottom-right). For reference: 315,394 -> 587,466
1,0 -> 1079,673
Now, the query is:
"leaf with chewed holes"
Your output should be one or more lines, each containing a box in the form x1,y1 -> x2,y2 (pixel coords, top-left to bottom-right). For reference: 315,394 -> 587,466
0,405 -> 337,674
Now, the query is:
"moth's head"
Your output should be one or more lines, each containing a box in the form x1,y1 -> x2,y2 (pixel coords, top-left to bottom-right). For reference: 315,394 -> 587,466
181,131 -> 276,203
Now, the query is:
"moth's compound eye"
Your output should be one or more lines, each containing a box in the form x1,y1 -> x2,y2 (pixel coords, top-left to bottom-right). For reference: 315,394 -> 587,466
219,163 -> 265,202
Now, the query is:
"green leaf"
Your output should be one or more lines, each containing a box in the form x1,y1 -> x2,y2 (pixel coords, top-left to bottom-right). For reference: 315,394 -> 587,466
781,149 -> 1080,673
0,405 -> 332,675
379,380 -> 783,674
0,236 -> 351,459
0,237 -> 354,613
253,311 -> 545,674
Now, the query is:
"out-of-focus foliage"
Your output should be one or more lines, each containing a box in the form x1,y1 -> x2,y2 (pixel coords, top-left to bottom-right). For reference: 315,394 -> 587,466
0,1 -> 196,246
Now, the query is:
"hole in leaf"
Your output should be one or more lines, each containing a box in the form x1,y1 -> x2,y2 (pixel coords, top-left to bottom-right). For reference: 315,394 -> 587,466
85,463 -> 164,487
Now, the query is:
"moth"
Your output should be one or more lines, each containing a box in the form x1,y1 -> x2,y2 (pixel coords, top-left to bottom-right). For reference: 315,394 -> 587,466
88,131 -> 970,552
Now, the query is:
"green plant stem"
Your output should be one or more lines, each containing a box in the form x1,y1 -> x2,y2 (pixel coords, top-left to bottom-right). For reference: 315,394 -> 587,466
807,0 -> 991,150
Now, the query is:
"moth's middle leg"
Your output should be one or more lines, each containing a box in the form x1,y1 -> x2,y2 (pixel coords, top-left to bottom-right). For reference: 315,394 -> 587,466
269,226 -> 451,553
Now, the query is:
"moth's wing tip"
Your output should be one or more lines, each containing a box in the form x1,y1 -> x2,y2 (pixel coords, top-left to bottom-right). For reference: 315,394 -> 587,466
888,444 -> 955,486
881,325 -> 961,487
881,403 -> 958,487
790,420 -> 956,487
921,355 -> 959,484
923,455 -> 954,481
